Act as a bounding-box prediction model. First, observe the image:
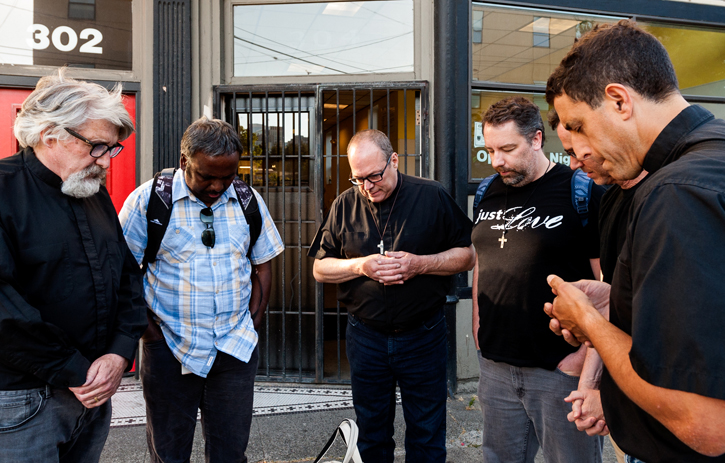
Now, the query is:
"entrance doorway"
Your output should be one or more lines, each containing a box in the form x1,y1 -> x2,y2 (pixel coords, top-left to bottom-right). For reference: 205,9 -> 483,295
216,83 -> 428,383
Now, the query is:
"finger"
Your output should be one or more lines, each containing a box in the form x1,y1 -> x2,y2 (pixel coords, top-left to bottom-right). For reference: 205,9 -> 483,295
561,329 -> 582,347
384,251 -> 404,258
543,302 -> 554,318
83,361 -> 101,387
571,398 -> 583,418
599,424 -> 610,436
585,420 -> 606,436
547,274 -> 565,294
576,417 -> 597,431
549,318 -> 563,336
564,391 -> 586,403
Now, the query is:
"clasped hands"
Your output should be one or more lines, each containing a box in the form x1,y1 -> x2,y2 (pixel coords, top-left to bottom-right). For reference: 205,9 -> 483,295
544,275 -> 611,347
360,251 -> 420,285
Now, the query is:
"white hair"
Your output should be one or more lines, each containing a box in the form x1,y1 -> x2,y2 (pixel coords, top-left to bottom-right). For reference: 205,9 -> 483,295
14,68 -> 135,149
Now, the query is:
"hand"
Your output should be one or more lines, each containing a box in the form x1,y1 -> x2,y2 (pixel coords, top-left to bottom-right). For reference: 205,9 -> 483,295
69,353 -> 128,409
378,251 -> 422,285
544,276 -> 610,347
358,252 -> 420,285
565,388 -> 610,436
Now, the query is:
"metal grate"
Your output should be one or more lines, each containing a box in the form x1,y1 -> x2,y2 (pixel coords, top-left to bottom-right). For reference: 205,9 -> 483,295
215,82 -> 428,383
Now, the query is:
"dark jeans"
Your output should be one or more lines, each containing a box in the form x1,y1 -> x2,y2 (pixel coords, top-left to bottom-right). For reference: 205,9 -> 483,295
347,309 -> 448,463
141,339 -> 259,463
0,385 -> 111,463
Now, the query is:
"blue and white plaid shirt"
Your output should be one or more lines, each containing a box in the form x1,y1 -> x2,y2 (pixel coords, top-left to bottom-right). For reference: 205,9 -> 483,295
119,170 -> 284,377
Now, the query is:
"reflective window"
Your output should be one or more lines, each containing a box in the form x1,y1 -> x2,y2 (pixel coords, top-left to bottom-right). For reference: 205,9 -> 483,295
0,0 -> 132,70
639,21 -> 725,97
471,4 -> 621,85
233,1 -> 414,77
471,90 -> 570,181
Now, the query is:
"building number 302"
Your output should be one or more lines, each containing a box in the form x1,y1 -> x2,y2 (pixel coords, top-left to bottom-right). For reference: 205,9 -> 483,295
26,24 -> 103,54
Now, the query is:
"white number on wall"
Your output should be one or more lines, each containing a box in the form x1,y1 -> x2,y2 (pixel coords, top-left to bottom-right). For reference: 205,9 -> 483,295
27,24 -> 50,50
79,29 -> 103,54
26,25 -> 104,54
52,26 -> 78,52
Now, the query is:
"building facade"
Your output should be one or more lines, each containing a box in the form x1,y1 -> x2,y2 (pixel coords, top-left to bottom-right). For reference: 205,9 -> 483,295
1,0 -> 723,389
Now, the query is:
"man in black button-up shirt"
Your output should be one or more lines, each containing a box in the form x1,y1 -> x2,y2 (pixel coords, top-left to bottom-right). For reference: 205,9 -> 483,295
0,70 -> 146,462
309,129 -> 474,462
545,20 -> 725,463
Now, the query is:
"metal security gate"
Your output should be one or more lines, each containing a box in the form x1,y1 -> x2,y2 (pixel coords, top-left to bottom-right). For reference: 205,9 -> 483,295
215,82 -> 429,383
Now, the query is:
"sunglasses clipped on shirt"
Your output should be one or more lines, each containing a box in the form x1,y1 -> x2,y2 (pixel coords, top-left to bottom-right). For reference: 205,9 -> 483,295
65,128 -> 124,159
200,207 -> 215,248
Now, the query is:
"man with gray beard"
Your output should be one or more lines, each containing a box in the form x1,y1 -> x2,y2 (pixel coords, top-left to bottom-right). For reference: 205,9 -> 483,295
0,69 -> 146,463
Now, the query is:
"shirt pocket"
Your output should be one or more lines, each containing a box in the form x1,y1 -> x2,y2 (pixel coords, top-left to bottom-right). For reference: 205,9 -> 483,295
158,226 -> 197,264
342,232 -> 374,258
20,242 -> 73,304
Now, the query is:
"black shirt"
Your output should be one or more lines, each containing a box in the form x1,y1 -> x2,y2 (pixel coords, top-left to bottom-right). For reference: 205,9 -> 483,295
603,105 -> 725,462
308,172 -> 472,331
599,183 -> 643,284
0,148 -> 146,390
472,163 -> 603,370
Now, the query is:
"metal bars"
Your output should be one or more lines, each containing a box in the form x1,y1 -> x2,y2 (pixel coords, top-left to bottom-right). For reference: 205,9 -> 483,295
215,82 -> 428,384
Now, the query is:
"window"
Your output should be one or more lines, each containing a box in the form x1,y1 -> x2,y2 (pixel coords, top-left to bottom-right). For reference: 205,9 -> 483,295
69,0 -> 95,20
233,1 -> 414,77
471,90 -> 569,181
471,4 -> 620,85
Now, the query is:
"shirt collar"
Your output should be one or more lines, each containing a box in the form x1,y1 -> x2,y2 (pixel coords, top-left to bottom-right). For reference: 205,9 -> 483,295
173,168 -> 236,208
23,147 -> 63,189
643,105 -> 714,175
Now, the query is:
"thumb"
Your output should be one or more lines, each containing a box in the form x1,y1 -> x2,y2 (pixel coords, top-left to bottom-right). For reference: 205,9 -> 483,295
547,274 -> 565,295
83,361 -> 100,386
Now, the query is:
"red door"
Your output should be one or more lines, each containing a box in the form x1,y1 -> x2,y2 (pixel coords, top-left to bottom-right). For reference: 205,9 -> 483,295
0,88 -> 137,212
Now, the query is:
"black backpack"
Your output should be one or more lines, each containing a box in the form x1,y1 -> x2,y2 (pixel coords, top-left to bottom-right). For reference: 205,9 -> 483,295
141,168 -> 262,271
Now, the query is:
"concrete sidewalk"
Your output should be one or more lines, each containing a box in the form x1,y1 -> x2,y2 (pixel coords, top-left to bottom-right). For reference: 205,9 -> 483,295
100,378 -> 618,463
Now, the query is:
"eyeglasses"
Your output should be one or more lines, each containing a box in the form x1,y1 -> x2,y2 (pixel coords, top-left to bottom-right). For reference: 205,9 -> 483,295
65,128 -> 124,158
200,207 -> 215,248
349,155 -> 392,186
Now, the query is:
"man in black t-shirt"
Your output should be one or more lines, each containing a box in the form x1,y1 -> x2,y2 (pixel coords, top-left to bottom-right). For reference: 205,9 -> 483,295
545,20 -> 725,462
309,129 -> 475,463
472,96 -> 605,463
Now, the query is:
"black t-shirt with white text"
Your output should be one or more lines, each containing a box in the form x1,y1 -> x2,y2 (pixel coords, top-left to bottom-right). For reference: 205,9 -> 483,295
472,163 -> 602,370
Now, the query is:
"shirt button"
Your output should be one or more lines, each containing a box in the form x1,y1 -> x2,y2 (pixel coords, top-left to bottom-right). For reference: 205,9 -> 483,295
175,229 -> 180,234
215,290 -> 219,294
213,262 -> 217,266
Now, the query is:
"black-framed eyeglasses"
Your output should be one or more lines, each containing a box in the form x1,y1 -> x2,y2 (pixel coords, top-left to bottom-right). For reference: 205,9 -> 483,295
200,207 -> 215,248
65,128 -> 124,159
349,155 -> 392,186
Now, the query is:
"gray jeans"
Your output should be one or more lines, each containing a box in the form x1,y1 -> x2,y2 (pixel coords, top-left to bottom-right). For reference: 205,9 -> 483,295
0,385 -> 111,463
477,352 -> 603,463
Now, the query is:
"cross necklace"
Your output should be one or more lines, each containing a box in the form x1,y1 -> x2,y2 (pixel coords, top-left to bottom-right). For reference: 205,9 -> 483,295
498,160 -> 552,249
366,177 -> 402,255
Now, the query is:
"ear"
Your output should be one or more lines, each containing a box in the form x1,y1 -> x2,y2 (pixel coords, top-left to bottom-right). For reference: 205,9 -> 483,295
180,155 -> 187,170
390,152 -> 399,169
531,130 -> 543,151
604,84 -> 634,121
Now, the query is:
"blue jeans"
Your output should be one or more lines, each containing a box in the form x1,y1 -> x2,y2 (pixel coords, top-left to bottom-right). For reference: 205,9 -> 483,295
477,353 -> 603,463
346,309 -> 448,463
0,385 -> 111,463
141,339 -> 259,463
625,456 -> 646,463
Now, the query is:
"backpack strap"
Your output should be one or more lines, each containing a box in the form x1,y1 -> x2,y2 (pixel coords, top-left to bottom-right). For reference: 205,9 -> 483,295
571,169 -> 593,228
232,178 -> 262,260
142,167 -> 176,272
473,173 -> 500,210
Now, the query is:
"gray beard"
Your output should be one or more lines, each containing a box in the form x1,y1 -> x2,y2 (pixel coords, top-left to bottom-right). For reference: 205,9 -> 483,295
61,164 -> 107,198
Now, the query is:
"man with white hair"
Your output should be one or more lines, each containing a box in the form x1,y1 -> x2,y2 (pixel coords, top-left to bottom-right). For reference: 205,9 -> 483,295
0,69 -> 146,462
